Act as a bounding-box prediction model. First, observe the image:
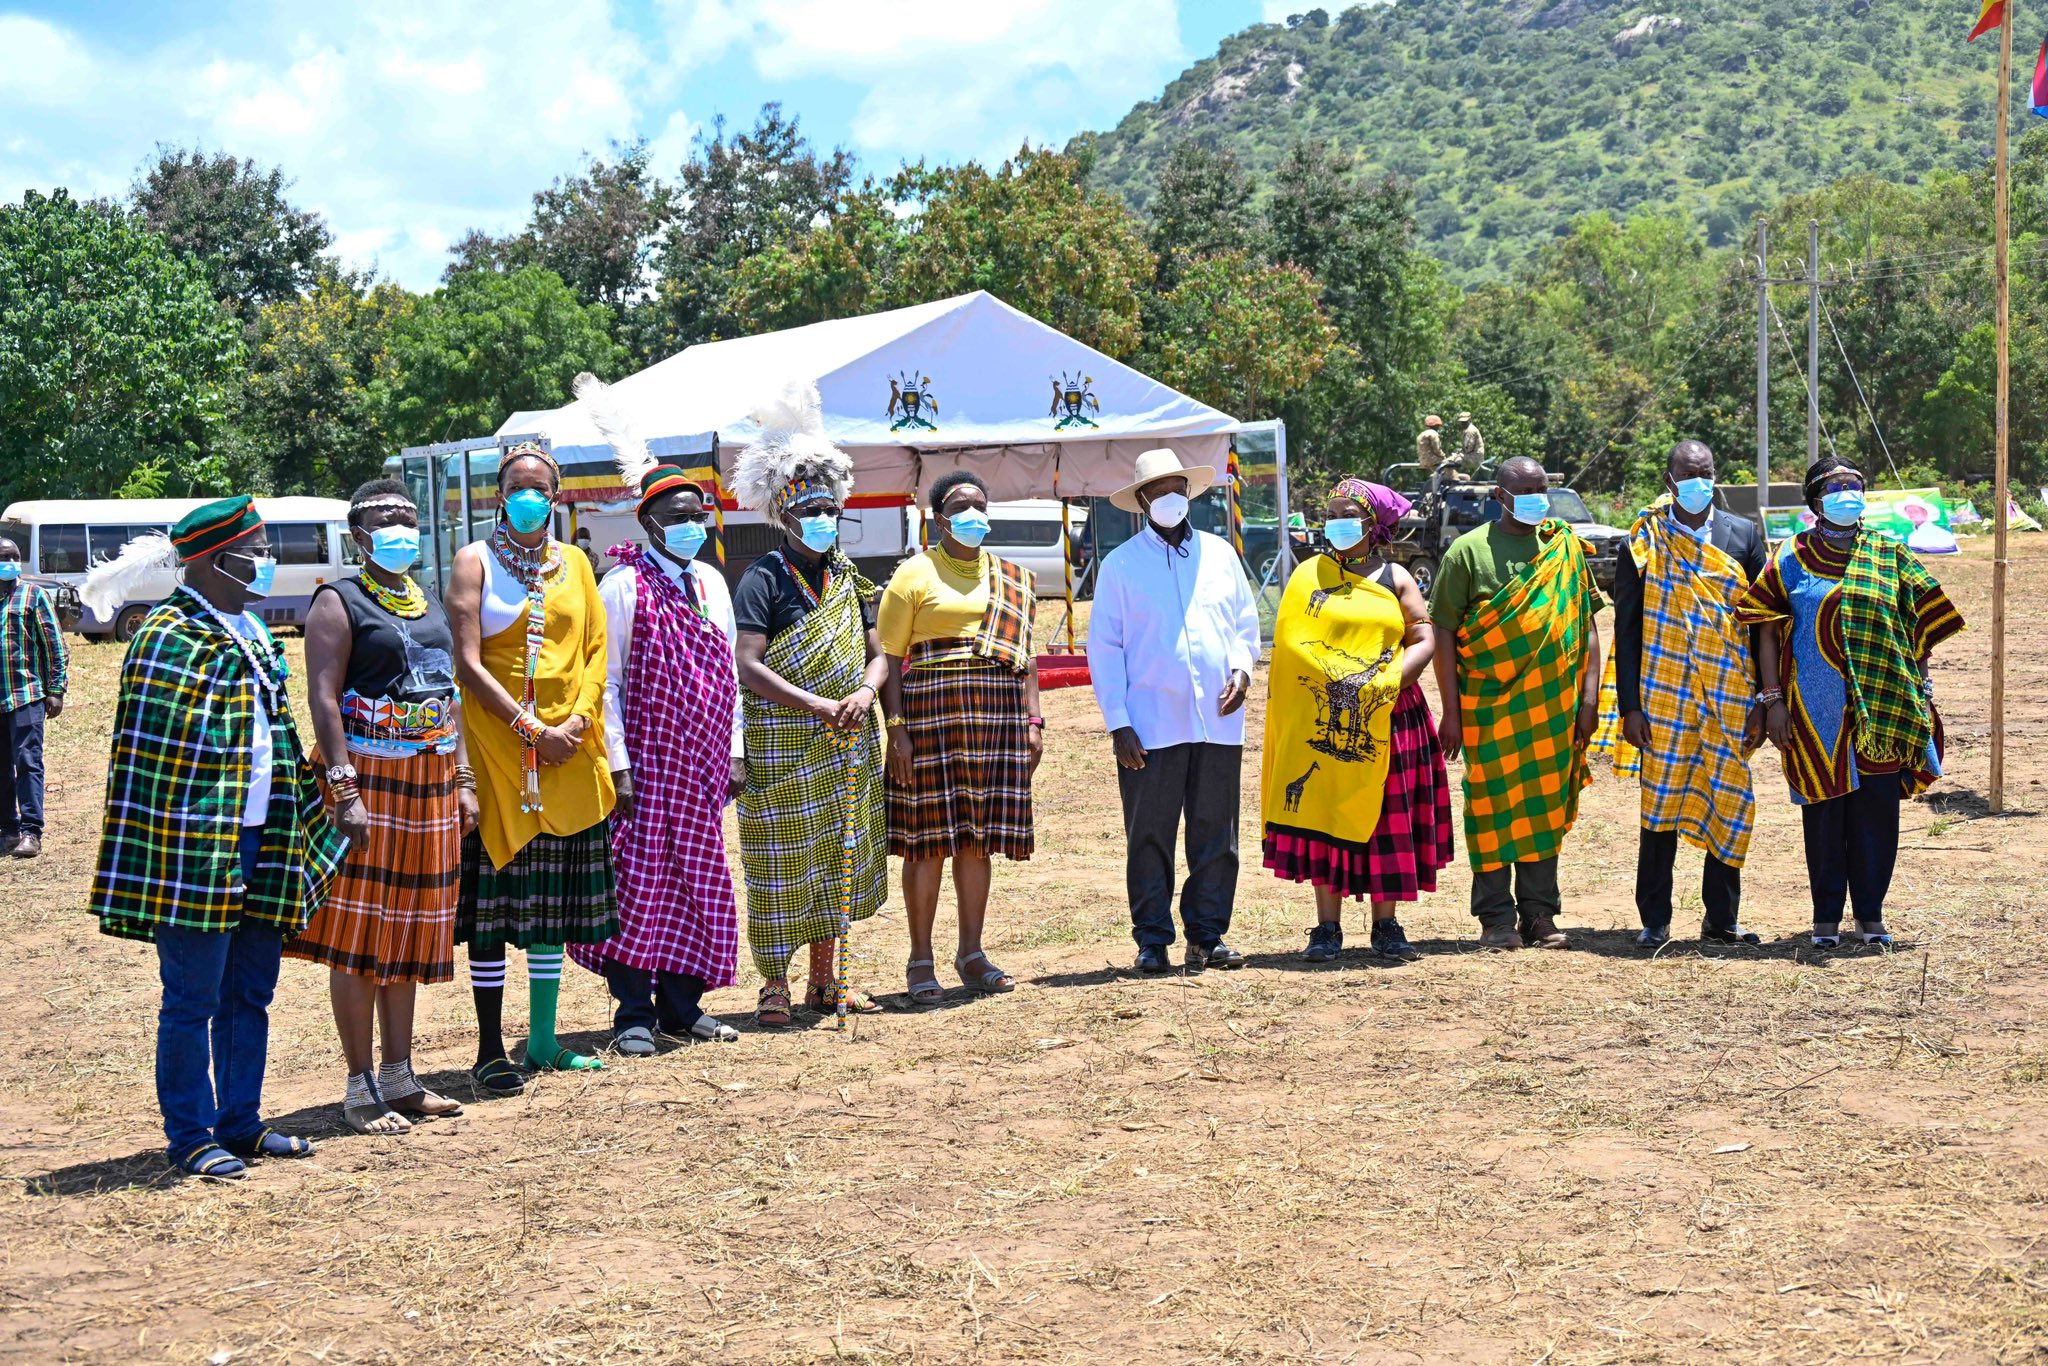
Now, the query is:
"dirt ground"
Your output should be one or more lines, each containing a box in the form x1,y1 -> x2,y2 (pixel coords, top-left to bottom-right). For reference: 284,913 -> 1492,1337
3,539 -> 2046,1365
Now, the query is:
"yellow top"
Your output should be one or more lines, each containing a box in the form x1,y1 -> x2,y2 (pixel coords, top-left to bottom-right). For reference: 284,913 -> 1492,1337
464,548 -> 616,870
878,547 -> 989,656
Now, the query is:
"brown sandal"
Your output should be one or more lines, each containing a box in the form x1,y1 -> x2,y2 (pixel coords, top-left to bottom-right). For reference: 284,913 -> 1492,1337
804,982 -> 883,1014
757,980 -> 793,1027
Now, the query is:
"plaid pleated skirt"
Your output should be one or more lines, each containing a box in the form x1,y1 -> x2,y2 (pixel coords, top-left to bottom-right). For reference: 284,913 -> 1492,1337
458,824 -> 618,950
285,749 -> 460,984
886,658 -> 1035,862
1263,683 -> 1454,902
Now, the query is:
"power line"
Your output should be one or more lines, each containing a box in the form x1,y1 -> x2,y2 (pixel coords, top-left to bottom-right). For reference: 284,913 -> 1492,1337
1766,296 -> 1840,463
1820,295 -> 1904,489
1562,298 -> 1752,486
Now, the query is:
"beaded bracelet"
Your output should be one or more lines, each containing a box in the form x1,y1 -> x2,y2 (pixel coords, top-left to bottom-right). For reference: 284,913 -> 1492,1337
329,779 -> 361,807
1756,688 -> 1785,706
510,710 -> 546,744
453,763 -> 478,791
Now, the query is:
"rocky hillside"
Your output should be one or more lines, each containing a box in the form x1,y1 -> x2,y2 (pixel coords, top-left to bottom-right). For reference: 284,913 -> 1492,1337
1076,0 -> 2010,279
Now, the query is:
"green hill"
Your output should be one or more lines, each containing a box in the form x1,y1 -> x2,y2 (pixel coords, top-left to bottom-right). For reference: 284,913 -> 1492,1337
1076,0 -> 2013,280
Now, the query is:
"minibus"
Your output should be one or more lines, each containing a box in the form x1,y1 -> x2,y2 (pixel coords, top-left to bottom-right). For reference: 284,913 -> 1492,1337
0,497 -> 358,640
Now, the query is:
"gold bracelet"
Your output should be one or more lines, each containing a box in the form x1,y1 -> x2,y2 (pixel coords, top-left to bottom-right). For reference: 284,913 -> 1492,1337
885,715 -> 906,729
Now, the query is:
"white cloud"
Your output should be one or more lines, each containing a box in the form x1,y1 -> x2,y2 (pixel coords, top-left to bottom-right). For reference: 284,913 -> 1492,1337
655,0 -> 1190,162
0,2 -> 659,289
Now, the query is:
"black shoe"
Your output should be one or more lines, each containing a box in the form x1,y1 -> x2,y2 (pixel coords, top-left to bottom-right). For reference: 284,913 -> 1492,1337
1192,941 -> 1245,970
1371,918 -> 1421,962
1636,925 -> 1670,949
1135,944 -> 1172,974
1699,921 -> 1762,946
1302,922 -> 1343,963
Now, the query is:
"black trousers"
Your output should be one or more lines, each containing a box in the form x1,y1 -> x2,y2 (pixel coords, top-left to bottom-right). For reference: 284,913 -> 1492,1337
599,960 -> 707,1035
1800,771 -> 1902,926
1469,857 -> 1560,930
1636,828 -> 1742,931
1116,742 -> 1241,949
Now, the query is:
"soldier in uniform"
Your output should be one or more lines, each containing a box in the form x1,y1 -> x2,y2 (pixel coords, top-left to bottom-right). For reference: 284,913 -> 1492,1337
1458,412 -> 1486,468
1416,415 -> 1446,474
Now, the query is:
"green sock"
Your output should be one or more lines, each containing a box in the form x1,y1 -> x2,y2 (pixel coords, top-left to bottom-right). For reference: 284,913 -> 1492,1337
524,946 -> 603,1071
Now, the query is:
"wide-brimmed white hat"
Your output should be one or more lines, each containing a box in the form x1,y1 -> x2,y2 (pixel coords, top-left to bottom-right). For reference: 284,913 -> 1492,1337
1109,447 -> 1215,513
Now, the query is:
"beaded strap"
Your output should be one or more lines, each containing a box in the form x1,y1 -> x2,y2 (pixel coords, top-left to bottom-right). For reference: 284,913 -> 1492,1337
489,524 -> 564,813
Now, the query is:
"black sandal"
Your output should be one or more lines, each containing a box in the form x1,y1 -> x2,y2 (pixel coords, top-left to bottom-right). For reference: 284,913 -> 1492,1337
471,1057 -> 527,1095
171,1142 -> 246,1181
219,1127 -> 315,1160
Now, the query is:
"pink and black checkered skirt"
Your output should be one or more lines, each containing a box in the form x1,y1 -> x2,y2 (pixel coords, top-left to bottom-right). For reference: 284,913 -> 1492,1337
886,655 -> 1035,862
1262,683 -> 1454,902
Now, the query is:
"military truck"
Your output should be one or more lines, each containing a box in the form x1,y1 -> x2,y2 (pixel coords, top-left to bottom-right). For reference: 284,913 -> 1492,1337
1374,463 -> 1627,599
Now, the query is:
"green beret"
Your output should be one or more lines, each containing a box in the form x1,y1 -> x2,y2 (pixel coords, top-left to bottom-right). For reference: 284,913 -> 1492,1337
171,495 -> 262,562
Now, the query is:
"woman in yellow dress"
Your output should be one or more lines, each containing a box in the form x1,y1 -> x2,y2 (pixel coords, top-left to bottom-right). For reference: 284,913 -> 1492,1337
1261,478 -> 1452,963
444,443 -> 617,1090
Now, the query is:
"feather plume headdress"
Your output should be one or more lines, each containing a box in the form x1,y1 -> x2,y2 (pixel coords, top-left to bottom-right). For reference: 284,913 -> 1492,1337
81,533 -> 178,620
572,371 -> 656,492
729,380 -> 853,515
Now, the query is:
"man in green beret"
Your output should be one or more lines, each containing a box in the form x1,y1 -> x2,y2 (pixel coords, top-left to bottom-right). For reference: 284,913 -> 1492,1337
81,496 -> 346,1181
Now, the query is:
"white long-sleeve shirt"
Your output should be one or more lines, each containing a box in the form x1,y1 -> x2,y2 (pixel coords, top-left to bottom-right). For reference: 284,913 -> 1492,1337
1088,525 -> 1261,749
599,553 -> 744,771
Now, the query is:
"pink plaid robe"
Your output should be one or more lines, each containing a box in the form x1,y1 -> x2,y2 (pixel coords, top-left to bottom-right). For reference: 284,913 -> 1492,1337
569,548 -> 739,985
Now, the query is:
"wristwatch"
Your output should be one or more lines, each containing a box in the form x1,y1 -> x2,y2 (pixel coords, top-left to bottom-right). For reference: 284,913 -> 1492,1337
326,762 -> 358,785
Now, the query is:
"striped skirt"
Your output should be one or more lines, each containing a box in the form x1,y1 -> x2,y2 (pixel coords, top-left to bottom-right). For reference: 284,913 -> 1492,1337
1263,684 -> 1454,902
286,749 -> 460,984
458,824 -> 618,950
885,658 -> 1034,862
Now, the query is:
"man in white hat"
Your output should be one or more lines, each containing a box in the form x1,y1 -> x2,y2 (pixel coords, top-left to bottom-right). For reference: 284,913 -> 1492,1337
1089,448 -> 1262,975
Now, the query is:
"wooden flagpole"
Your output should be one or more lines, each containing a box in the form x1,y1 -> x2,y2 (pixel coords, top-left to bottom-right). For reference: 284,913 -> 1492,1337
1992,3 -> 2014,814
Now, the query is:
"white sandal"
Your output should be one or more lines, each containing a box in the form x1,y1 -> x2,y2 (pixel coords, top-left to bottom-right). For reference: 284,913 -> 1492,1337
687,1015 -> 739,1043
613,1025 -> 657,1056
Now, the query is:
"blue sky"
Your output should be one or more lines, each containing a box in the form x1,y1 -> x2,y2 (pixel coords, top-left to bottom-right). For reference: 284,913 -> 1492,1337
1,0 -> 1292,290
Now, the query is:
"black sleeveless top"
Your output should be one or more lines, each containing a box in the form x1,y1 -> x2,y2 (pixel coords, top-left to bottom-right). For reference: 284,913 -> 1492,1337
319,577 -> 457,705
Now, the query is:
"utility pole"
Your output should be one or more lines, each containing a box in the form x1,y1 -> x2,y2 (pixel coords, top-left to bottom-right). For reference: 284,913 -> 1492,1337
1808,219 -> 1821,470
1991,4 -> 2015,812
1756,218 -> 1770,524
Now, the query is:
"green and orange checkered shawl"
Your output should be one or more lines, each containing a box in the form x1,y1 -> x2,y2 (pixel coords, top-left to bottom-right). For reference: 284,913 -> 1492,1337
1454,520 -> 1597,872
89,589 -> 345,942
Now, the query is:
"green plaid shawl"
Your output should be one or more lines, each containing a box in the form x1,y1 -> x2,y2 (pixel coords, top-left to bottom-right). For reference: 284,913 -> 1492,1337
1839,531 -> 1942,766
0,584 -> 67,712
737,554 -> 886,978
90,589 -> 345,942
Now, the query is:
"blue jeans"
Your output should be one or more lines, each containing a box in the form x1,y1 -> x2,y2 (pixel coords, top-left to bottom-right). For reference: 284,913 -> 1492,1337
153,829 -> 281,1155
0,701 -> 45,836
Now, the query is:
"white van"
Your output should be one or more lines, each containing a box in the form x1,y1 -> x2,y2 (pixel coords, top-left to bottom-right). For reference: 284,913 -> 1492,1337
0,496 -> 358,640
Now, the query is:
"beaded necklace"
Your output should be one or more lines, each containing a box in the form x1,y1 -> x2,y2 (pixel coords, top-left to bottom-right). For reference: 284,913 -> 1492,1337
489,522 -> 564,813
775,548 -> 831,610
934,543 -> 983,577
358,571 -> 427,619
190,590 -> 289,712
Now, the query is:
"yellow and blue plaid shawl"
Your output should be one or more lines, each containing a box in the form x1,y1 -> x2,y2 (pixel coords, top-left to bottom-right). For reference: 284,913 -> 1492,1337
1599,503 -> 1758,867
89,589 -> 345,942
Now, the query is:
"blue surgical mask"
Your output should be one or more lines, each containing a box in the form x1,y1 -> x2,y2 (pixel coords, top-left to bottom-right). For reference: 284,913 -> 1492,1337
1820,489 -> 1865,527
227,553 -> 277,599
504,488 -> 553,535
1323,517 -> 1366,552
662,520 -> 707,561
1673,477 -> 1716,516
948,509 -> 991,548
0,561 -> 19,582
799,514 -> 839,554
368,526 -> 419,573
1508,491 -> 1551,524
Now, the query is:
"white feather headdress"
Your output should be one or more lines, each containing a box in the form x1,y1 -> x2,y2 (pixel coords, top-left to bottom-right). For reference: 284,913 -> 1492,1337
81,532 -> 178,619
572,371 -> 657,492
729,380 -> 854,513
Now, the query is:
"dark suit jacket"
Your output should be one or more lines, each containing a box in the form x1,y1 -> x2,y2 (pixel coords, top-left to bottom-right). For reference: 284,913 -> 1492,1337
1612,508 -> 1768,716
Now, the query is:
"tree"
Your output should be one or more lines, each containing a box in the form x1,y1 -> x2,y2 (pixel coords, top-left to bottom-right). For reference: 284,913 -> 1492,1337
727,183 -> 907,334
0,190 -> 246,503
1143,250 -> 1335,418
1149,141 -> 1253,289
131,147 -> 332,320
385,265 -> 625,447
654,105 -> 855,350
239,269 -> 415,495
893,147 -> 1155,357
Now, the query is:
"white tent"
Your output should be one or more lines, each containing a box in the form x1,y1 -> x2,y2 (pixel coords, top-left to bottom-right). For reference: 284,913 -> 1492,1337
498,291 -> 1241,503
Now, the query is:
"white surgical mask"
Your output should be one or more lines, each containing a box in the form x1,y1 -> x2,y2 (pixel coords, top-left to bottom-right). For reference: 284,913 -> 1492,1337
1146,492 -> 1190,529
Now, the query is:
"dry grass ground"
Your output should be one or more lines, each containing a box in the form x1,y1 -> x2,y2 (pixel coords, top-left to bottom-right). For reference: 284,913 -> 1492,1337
3,540 -> 2046,1365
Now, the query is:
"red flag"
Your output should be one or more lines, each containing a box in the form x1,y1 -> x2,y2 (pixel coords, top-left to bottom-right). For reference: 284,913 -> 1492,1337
1972,0 -> 2007,40
2034,36 -> 2048,116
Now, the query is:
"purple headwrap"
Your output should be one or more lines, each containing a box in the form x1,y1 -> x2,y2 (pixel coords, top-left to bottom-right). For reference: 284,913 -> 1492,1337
1331,477 -> 1412,548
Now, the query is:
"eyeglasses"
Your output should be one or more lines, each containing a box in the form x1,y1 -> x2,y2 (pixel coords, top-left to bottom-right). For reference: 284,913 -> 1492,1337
655,510 -> 711,526
1821,475 -> 1864,493
788,502 -> 841,519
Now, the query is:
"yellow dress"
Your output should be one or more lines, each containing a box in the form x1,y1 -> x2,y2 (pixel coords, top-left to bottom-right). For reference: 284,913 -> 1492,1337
465,548 -> 615,870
